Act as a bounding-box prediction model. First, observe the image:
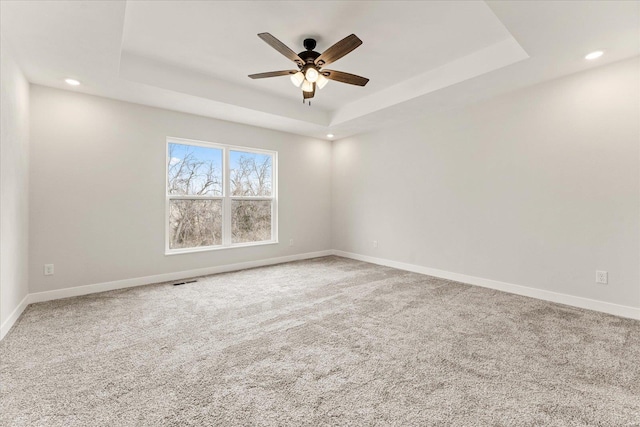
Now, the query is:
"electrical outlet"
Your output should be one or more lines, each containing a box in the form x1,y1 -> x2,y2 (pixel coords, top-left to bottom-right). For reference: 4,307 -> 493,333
373,240 -> 378,248
596,270 -> 608,284
44,264 -> 54,276
289,239 -> 294,246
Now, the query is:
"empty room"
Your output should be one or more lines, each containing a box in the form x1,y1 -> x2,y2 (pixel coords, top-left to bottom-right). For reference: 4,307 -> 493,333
1,1 -> 639,425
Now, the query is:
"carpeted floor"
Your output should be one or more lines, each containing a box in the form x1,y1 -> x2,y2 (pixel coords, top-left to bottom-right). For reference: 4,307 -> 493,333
1,256 -> 639,426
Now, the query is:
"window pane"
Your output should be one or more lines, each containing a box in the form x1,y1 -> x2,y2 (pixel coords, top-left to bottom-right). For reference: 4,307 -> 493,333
168,143 -> 223,196
230,150 -> 272,197
232,200 -> 272,243
169,200 -> 222,249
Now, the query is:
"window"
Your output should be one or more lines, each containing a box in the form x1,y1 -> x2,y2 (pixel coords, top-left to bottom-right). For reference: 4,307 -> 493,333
166,138 -> 277,254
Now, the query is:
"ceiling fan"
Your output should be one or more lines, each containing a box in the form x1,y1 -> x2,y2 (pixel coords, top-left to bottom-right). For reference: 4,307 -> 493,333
249,33 -> 369,104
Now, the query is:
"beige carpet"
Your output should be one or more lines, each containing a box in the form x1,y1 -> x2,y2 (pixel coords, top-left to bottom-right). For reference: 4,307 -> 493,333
1,256 -> 639,426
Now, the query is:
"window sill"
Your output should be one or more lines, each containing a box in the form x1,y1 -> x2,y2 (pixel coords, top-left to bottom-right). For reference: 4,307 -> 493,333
165,240 -> 279,256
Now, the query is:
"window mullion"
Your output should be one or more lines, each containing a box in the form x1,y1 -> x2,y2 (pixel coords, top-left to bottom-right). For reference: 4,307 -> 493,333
168,195 -> 222,200
230,197 -> 273,201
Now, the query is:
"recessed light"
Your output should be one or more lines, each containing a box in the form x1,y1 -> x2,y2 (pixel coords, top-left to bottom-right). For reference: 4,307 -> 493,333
585,51 -> 604,60
327,134 -> 334,138
64,78 -> 80,86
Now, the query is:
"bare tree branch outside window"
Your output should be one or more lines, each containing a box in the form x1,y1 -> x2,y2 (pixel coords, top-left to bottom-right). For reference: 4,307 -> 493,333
230,150 -> 273,243
167,142 -> 275,251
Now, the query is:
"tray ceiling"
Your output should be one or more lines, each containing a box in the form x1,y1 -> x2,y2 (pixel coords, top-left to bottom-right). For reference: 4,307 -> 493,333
1,1 -> 638,139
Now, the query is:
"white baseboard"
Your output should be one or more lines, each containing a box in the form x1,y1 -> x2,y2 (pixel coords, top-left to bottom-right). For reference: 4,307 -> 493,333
3,248 -> 637,342
0,250 -> 331,341
332,250 -> 640,321
28,250 -> 334,305
1,293 -> 29,340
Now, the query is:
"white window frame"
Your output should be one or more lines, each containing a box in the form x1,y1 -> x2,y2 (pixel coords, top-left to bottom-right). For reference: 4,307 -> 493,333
165,137 -> 278,255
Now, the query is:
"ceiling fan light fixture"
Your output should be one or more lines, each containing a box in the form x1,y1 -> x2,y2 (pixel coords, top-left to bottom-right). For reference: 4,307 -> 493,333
301,80 -> 314,93
305,67 -> 319,83
316,74 -> 329,89
290,71 -> 304,87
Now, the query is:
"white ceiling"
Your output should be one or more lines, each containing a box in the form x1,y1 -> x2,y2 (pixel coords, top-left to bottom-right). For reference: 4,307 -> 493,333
1,1 -> 638,140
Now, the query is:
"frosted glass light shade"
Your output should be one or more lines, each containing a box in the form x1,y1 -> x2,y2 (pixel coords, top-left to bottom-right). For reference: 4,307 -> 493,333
316,74 -> 329,89
305,67 -> 319,83
301,80 -> 314,93
290,71 -> 304,87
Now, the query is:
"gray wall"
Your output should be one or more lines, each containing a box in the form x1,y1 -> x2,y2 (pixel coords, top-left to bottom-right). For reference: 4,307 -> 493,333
29,85 -> 332,293
21,56 -> 640,313
0,42 -> 30,332
332,57 -> 640,308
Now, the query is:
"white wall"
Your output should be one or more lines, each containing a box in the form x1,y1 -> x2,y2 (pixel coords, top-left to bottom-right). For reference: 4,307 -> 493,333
0,42 -> 30,337
332,57 -> 640,310
29,85 -> 332,293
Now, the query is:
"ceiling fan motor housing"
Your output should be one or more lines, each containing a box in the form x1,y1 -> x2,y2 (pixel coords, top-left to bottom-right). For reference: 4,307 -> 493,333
298,50 -> 320,67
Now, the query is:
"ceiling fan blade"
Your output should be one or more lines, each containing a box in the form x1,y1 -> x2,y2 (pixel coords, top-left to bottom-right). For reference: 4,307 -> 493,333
249,70 -> 298,79
303,83 -> 316,99
322,70 -> 369,86
315,34 -> 362,66
257,33 -> 304,66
